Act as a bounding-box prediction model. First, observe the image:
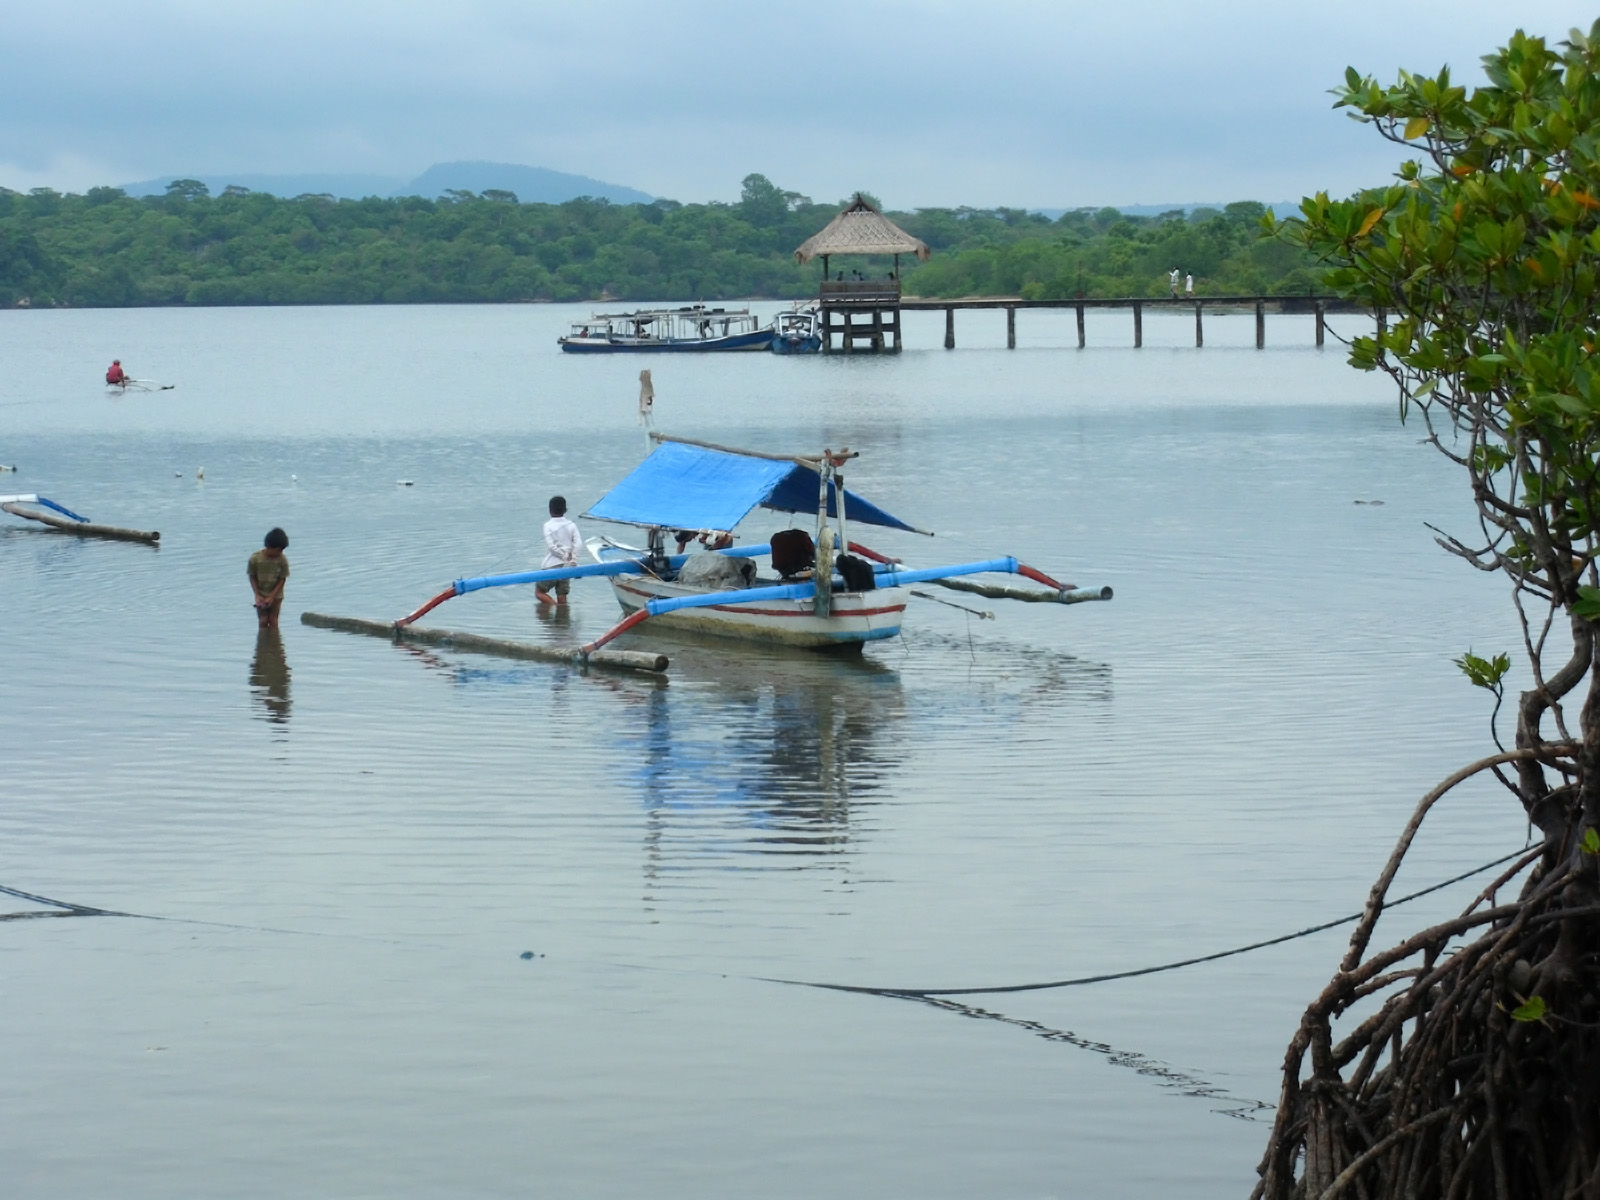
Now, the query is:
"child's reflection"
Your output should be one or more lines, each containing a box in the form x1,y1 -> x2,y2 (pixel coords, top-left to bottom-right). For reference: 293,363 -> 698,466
250,628 -> 292,724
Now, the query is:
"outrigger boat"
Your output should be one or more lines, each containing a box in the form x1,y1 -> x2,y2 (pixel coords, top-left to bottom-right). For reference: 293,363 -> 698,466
393,434 -> 1112,657
559,306 -> 773,353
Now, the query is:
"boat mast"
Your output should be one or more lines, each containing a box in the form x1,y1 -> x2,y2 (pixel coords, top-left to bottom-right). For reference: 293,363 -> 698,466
814,450 -> 834,618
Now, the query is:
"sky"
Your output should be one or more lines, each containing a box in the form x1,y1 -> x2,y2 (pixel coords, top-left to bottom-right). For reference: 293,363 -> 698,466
2,0 -> 1595,210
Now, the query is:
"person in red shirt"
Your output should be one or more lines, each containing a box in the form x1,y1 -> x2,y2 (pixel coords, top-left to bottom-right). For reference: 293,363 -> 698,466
106,360 -> 127,386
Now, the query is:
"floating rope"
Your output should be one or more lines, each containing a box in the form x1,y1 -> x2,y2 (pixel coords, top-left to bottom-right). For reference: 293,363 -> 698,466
763,847 -> 1533,998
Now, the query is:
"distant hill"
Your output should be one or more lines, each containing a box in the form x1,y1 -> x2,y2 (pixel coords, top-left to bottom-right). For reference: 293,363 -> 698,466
403,162 -> 652,205
120,162 -> 654,205
1031,201 -> 1303,220
119,172 -> 408,200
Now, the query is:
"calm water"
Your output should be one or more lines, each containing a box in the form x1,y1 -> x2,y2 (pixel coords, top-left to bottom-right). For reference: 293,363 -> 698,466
1,303 -> 1525,1198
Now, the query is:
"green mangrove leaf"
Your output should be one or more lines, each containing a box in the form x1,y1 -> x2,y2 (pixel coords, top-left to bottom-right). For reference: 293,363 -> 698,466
1511,995 -> 1546,1022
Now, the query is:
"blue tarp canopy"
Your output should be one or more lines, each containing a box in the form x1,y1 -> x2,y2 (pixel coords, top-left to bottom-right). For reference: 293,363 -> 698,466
584,440 -> 928,534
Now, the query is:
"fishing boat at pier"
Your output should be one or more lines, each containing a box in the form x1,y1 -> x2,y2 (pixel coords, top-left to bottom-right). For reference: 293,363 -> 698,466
769,306 -> 822,355
390,434 -> 1113,656
559,306 -> 773,353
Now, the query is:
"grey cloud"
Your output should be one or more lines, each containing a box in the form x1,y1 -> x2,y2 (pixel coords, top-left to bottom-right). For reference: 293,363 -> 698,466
2,0 -> 1594,206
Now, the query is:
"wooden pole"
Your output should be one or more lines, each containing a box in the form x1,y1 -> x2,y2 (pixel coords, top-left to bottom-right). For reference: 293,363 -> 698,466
1194,300 -> 1204,347
1133,301 -> 1142,348
944,306 -> 955,350
300,611 -> 669,674
934,578 -> 1113,605
1315,301 -> 1325,348
1075,302 -> 1085,348
1255,299 -> 1265,349
1006,305 -> 1016,349
1,502 -> 159,544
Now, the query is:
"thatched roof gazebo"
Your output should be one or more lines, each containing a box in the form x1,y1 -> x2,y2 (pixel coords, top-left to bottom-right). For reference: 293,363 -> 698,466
793,194 -> 930,280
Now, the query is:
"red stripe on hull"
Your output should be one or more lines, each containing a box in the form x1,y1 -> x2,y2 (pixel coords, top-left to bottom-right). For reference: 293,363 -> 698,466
614,581 -> 905,619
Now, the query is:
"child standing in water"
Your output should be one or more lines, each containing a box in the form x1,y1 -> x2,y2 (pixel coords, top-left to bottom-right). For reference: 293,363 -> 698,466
248,527 -> 290,629
536,496 -> 580,605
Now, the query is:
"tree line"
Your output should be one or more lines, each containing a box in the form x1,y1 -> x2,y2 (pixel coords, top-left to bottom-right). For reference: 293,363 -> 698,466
0,173 -> 1318,308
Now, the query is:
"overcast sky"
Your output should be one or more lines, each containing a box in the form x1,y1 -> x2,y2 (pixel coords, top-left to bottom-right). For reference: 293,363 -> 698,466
2,1 -> 1593,209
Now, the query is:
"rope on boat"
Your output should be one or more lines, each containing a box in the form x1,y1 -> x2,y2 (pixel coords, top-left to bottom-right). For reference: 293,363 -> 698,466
761,847 -> 1534,998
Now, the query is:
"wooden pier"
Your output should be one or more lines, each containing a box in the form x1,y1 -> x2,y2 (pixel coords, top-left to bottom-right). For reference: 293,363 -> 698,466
899,295 -> 1367,349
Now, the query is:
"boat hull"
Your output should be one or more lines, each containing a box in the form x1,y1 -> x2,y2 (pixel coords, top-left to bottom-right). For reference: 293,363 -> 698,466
560,330 -> 774,353
607,573 -> 906,649
769,334 -> 822,355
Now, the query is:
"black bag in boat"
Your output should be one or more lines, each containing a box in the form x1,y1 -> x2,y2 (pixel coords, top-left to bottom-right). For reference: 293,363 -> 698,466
769,528 -> 816,578
835,553 -> 876,592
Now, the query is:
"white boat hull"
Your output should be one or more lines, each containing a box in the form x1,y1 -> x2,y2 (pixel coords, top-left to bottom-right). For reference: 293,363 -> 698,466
606,573 -> 907,649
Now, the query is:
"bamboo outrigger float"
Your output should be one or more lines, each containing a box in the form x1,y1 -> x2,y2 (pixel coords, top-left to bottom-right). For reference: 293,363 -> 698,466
0,494 -> 160,544
382,433 -> 1112,661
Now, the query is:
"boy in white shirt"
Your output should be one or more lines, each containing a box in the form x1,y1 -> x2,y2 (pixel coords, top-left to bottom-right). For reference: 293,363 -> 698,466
537,495 -> 581,605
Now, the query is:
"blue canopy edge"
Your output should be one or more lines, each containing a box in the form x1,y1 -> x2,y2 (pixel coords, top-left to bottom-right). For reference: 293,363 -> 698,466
584,441 -> 926,534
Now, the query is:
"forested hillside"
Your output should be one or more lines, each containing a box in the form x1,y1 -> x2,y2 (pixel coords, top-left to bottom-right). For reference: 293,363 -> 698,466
0,174 -> 1319,307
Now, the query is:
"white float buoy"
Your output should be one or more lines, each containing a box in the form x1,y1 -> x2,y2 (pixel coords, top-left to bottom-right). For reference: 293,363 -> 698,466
196,467 -> 204,480
397,480 -> 414,487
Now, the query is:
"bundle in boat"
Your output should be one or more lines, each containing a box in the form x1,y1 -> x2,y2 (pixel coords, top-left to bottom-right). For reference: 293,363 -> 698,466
300,611 -> 668,674
0,495 -> 159,544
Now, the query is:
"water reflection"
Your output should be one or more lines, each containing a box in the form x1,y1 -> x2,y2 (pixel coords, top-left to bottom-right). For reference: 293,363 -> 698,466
628,645 -> 907,887
533,603 -> 574,635
249,629 -> 292,725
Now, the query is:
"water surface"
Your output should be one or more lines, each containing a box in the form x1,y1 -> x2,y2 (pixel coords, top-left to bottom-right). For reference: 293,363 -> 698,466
1,303 -> 1524,1198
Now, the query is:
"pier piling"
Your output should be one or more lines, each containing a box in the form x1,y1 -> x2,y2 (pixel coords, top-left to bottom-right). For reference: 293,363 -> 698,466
1255,300 -> 1265,349
1133,301 -> 1142,348
1194,301 -> 1204,347
1006,306 -> 1016,349
1315,302 -> 1325,348
944,307 -> 955,350
1075,302 -> 1085,349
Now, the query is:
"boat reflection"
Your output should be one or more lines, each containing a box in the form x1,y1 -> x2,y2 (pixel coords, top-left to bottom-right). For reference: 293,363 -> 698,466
376,623 -> 1112,889
249,628 -> 292,726
619,636 -> 906,892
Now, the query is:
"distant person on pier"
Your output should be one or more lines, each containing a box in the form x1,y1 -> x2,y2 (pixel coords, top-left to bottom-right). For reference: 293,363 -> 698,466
106,359 -> 127,387
248,527 -> 290,629
1185,273 -> 1195,297
1169,268 -> 1180,296
537,495 -> 580,605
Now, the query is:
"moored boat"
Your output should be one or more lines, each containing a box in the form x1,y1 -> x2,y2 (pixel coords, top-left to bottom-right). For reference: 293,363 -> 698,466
588,534 -> 907,648
388,433 -> 1113,658
559,306 -> 773,353
768,306 -> 822,355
